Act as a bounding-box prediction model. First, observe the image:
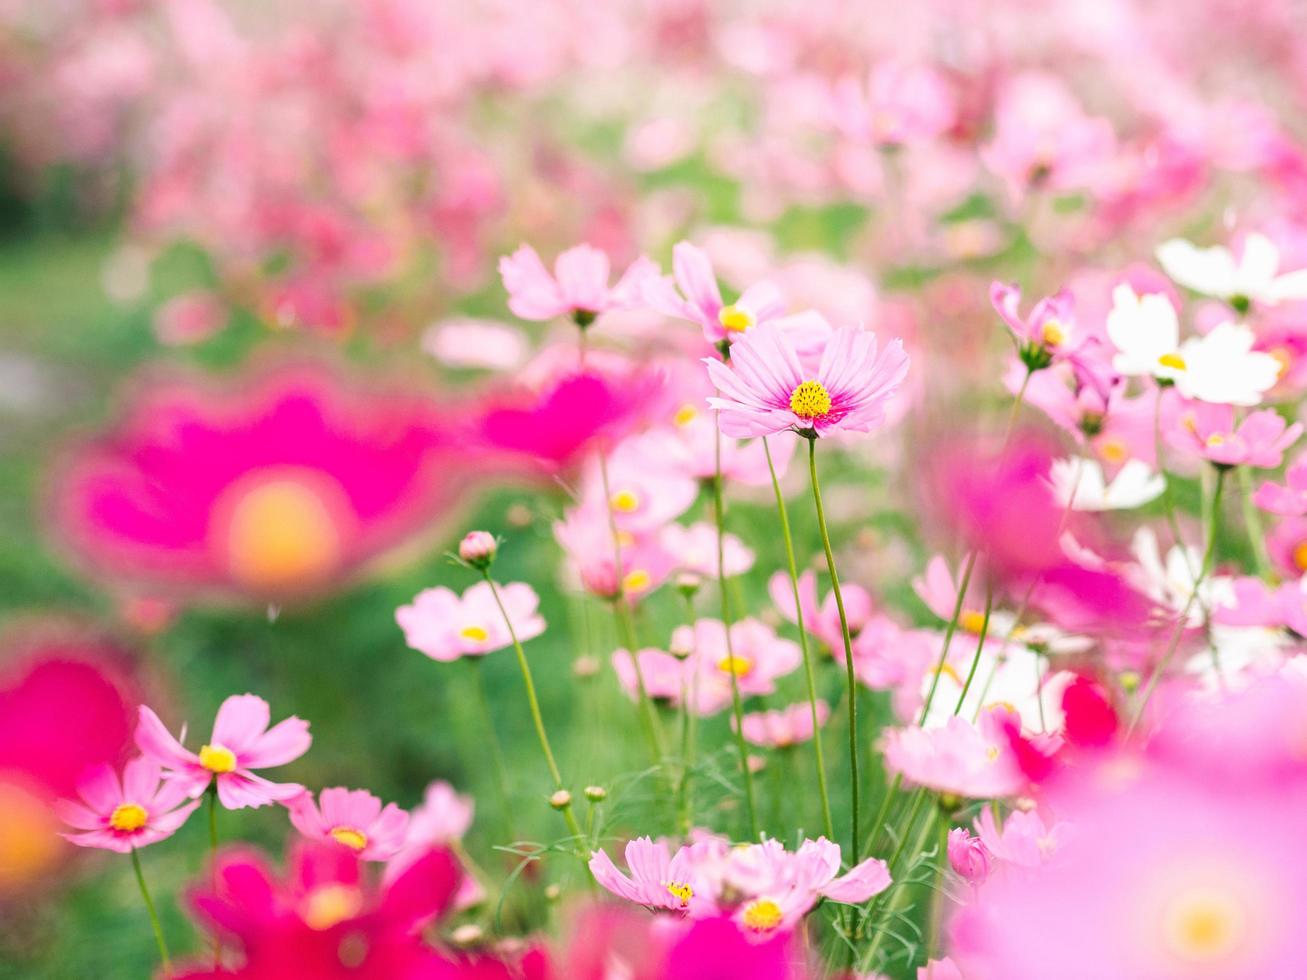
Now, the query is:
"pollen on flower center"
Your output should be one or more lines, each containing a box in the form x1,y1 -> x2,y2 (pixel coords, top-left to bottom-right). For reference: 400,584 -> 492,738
665,881 -> 693,906
742,898 -> 784,931
199,743 -> 238,774
789,380 -> 832,420
1162,888 -> 1245,963
1158,352 -> 1187,371
303,883 -> 364,931
718,304 -> 754,333
623,568 -> 651,593
717,654 -> 754,677
109,802 -> 148,832
460,625 -> 490,642
330,826 -> 368,851
611,489 -> 640,513
1041,319 -> 1066,346
1205,434 -> 1227,448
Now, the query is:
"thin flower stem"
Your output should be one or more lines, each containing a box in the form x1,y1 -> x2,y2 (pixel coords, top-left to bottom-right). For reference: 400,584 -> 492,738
1128,466 -> 1227,734
676,592 -> 699,836
207,786 -> 221,968
764,436 -> 835,841
1237,463 -> 1271,578
806,435 -> 861,864
950,584 -> 994,715
713,418 -> 759,839
862,794 -> 939,969
481,572 -> 586,848
130,847 -> 170,972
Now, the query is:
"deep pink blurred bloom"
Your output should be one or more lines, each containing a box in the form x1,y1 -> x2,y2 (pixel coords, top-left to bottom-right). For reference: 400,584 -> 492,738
178,840 -> 463,979
53,365 -> 469,601
1170,401 -> 1301,468
135,694 -> 310,809
396,581 -> 545,662
499,243 -> 655,325
1254,451 -> 1307,514
55,757 -> 200,853
288,787 -> 409,862
1060,675 -> 1119,750
706,323 -> 909,439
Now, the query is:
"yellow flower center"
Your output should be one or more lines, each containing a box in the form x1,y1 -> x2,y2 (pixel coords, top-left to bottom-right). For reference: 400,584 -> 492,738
109,802 -> 149,833
742,898 -> 784,931
623,569 -> 651,593
1269,346 -> 1292,379
610,490 -> 640,513
717,654 -> 754,677
674,404 -> 699,427
329,826 -> 368,852
1098,438 -> 1128,464
459,625 -> 490,642
959,609 -> 987,634
303,883 -> 364,931
1162,888 -> 1245,964
1293,541 -> 1307,572
216,470 -> 346,592
1041,320 -> 1066,347
1205,433 -> 1227,449
1158,352 -> 1187,371
665,881 -> 693,906
718,304 -> 754,333
789,380 -> 832,420
199,743 -> 238,774
985,744 -> 1001,762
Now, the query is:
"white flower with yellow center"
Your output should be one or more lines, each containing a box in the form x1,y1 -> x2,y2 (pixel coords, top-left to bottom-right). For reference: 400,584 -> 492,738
1050,457 -> 1164,512
1106,285 -> 1186,381
1157,233 -> 1307,309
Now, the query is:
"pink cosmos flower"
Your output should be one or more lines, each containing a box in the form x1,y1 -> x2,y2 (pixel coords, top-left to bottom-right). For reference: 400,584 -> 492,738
1265,517 -> 1307,577
396,581 -> 545,662
1254,452 -> 1307,514
288,787 -> 409,862
53,365 -> 470,601
554,502 -> 675,602
1171,401 -> 1301,468
421,317 -> 527,372
830,61 -> 956,149
1214,577 -> 1307,636
736,701 -> 830,749
671,618 -> 802,715
403,780 -> 473,848
947,828 -> 992,884
973,806 -> 1071,871
135,694 -> 310,809
643,241 -> 788,346
660,522 -> 755,579
499,243 -> 656,326
588,836 -> 707,914
705,323 -> 909,439
580,438 -> 700,535
882,707 -> 1028,800
769,569 -> 876,652
56,757 -> 201,853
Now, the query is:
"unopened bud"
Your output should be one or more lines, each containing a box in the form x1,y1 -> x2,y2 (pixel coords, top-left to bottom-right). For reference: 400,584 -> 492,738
450,924 -> 484,946
675,573 -> 702,598
549,789 -> 572,810
584,785 -> 607,802
573,655 -> 600,678
458,531 -> 498,569
544,883 -> 562,901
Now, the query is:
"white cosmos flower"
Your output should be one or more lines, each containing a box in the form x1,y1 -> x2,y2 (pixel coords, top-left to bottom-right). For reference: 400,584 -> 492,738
1050,457 -> 1164,511
1156,233 -> 1307,307
1171,322 -> 1279,406
1105,285 -> 1185,381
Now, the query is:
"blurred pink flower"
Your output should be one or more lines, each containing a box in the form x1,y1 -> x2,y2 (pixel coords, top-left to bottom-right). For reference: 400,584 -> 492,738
288,787 -> 409,862
947,827 -> 992,884
736,701 -> 830,748
1170,401 -> 1301,468
135,693 -> 310,809
422,318 -> 528,372
973,806 -> 1070,871
55,757 -> 201,853
1264,517 -> 1307,577
554,501 -> 674,601
660,522 -> 755,579
396,581 -> 545,662
499,243 -> 655,326
882,707 -> 1028,799
153,290 -> 227,346
706,323 -> 909,439
1254,452 -> 1307,514
769,569 -> 876,652
53,365 -> 469,601
831,61 -> 956,149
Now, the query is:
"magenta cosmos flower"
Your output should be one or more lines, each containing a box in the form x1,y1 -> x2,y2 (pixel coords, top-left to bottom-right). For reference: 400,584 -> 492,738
499,243 -> 656,326
136,694 -> 311,809
288,787 -> 409,862
52,365 -> 471,601
705,323 -> 909,439
55,757 -> 201,853
396,581 -> 545,662
1171,401 -> 1302,469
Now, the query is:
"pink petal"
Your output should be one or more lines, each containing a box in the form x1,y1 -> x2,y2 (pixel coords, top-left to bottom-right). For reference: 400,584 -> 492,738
211,694 -> 272,752
122,757 -> 162,804
55,799 -> 104,830
217,771 -> 303,809
672,241 -> 723,317
240,716 -> 311,770
821,856 -> 893,903
76,763 -> 122,812
135,705 -> 197,769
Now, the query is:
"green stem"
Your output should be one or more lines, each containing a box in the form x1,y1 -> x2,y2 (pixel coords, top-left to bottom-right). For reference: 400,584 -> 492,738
1237,464 -> 1271,578
806,436 -> 861,863
713,419 -> 758,839
207,786 -> 221,967
468,658 -> 513,839
676,593 -> 698,836
764,437 -> 835,842
482,573 -> 586,849
862,795 -> 939,969
130,847 -> 170,972
950,584 -> 994,715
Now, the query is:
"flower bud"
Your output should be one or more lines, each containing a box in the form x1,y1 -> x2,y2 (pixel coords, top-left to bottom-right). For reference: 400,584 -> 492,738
549,789 -> 572,810
675,573 -> 702,598
947,828 -> 992,884
544,883 -> 562,901
458,531 -> 497,569
572,655 -> 600,678
584,785 -> 607,802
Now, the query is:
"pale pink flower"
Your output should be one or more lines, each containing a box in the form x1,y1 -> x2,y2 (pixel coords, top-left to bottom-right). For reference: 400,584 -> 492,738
831,61 -> 956,149
670,618 -> 802,715
1213,576 -> 1307,636
769,569 -> 876,652
1265,517 -> 1307,577
56,757 -> 201,853
736,701 -> 830,748
660,522 -> 755,579
396,581 -> 545,662
973,806 -> 1071,871
1171,401 -> 1301,468
135,694 -> 310,809
1254,452 -> 1307,514
553,503 -> 674,601
499,243 -> 655,325
611,647 -> 689,705
643,241 -> 788,346
705,323 -> 909,439
947,827 -> 992,884
421,317 -> 527,371
882,707 -> 1027,799
581,438 -> 700,535
403,780 -> 474,847
918,959 -> 965,980
640,408 -> 794,486
588,836 -> 704,913
288,787 -> 409,862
